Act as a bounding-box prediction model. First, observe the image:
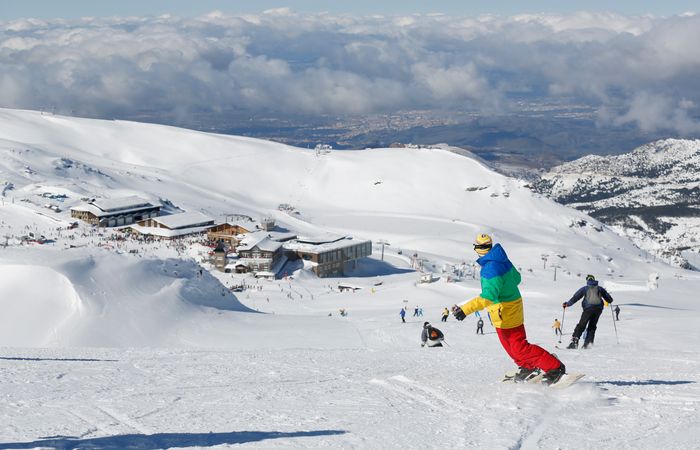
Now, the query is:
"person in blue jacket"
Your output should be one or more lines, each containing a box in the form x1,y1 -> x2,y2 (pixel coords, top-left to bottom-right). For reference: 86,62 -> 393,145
563,274 -> 614,349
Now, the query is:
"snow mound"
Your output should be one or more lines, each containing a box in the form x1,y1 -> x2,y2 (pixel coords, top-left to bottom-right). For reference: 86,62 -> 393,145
0,253 -> 255,348
0,265 -> 82,346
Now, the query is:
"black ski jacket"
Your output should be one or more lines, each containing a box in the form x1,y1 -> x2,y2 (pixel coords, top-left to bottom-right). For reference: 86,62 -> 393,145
565,279 -> 613,310
421,326 -> 444,345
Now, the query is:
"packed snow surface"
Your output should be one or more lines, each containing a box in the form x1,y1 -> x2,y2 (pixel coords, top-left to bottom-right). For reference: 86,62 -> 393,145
0,109 -> 699,449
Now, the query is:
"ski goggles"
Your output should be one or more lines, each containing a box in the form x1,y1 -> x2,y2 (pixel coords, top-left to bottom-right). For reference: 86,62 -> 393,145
473,243 -> 492,250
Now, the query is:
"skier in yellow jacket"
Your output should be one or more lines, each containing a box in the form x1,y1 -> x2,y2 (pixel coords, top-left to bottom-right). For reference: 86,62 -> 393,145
452,234 -> 565,384
552,318 -> 562,336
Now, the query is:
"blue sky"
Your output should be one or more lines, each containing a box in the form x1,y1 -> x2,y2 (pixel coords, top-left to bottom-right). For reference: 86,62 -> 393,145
0,0 -> 697,20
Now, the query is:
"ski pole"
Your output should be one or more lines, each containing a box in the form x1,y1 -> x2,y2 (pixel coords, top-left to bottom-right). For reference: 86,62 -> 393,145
558,307 -> 566,344
442,339 -> 450,347
610,304 -> 619,344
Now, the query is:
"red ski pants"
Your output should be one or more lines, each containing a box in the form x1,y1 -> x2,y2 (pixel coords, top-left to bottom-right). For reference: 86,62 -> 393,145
496,324 -> 560,371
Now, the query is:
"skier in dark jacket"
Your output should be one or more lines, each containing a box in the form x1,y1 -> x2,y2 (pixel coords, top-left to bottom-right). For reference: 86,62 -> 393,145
421,322 -> 444,347
563,274 -> 614,349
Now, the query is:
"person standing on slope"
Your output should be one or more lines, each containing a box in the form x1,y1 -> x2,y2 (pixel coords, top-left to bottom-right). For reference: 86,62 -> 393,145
563,274 -> 614,349
441,307 -> 449,322
399,307 -> 406,323
421,322 -> 445,347
451,234 -> 565,385
552,318 -> 562,336
476,317 -> 484,335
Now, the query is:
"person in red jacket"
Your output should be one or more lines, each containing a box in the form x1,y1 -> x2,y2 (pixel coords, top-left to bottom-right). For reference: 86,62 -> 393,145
452,234 -> 565,384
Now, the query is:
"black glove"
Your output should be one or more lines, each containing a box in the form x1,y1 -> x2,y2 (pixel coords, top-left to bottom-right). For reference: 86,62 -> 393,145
562,302 -> 568,309
451,305 -> 466,321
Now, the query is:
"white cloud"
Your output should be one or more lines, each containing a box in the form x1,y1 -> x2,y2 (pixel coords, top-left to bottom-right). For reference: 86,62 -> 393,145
610,92 -> 700,134
0,12 -> 698,133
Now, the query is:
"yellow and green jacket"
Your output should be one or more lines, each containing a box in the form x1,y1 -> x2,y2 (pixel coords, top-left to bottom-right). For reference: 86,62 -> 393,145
457,244 -> 524,329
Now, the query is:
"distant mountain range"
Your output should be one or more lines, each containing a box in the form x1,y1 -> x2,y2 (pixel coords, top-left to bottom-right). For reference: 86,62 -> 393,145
532,139 -> 700,269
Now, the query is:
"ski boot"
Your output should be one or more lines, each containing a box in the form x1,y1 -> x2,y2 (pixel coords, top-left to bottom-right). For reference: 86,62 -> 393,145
542,362 -> 566,386
566,337 -> 579,349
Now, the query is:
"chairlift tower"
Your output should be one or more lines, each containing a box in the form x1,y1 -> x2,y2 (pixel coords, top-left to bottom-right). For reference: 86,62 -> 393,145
377,239 -> 390,261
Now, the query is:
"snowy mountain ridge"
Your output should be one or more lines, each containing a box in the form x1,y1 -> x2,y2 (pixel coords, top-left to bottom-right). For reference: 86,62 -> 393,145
0,106 -> 665,348
533,138 -> 700,268
2,108 -> 700,449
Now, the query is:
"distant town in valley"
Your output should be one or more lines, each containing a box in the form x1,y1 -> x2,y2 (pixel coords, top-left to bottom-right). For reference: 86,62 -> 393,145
116,102 -> 688,172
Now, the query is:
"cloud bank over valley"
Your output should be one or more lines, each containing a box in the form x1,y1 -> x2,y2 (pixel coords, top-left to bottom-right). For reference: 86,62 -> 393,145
1,10 -> 699,137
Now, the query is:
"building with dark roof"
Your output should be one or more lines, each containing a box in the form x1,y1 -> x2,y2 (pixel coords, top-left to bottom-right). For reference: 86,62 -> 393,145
130,211 -> 215,239
70,196 -> 160,227
235,234 -> 284,274
284,234 -> 372,278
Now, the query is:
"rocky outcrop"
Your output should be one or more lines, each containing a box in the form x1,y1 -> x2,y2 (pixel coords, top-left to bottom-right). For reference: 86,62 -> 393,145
533,139 -> 700,268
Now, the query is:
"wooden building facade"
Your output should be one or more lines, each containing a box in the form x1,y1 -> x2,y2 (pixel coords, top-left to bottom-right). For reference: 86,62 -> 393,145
236,237 -> 283,272
207,222 -> 254,245
286,236 -> 372,278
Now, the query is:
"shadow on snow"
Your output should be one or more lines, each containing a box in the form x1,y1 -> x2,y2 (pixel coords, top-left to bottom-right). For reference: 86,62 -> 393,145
344,257 -> 414,277
0,430 -> 347,449
598,380 -> 695,386
619,303 -> 689,311
0,356 -> 118,362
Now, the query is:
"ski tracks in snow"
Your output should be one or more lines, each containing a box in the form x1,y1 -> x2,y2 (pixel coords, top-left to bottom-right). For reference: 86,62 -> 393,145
368,373 -> 607,449
506,382 -> 605,450
508,392 -> 564,450
369,375 -> 465,411
369,374 -> 469,447
57,403 -> 152,437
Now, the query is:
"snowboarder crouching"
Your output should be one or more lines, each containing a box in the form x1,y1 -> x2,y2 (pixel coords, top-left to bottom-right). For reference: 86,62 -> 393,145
421,322 -> 444,347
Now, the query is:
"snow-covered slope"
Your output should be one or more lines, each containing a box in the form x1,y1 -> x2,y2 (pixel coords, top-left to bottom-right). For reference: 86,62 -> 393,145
1,109 -> 699,449
0,108 -> 649,273
533,139 -> 700,268
0,107 -> 678,347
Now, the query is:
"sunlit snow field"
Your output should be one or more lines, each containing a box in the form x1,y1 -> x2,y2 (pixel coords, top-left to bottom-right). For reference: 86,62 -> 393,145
1,109 -> 699,449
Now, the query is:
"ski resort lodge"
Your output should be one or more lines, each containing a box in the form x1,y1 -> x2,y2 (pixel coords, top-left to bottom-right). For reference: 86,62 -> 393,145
70,196 -> 160,227
285,235 -> 372,278
71,196 -> 373,279
211,231 -> 372,279
233,234 -> 285,276
129,211 -> 215,239
207,220 -> 256,245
